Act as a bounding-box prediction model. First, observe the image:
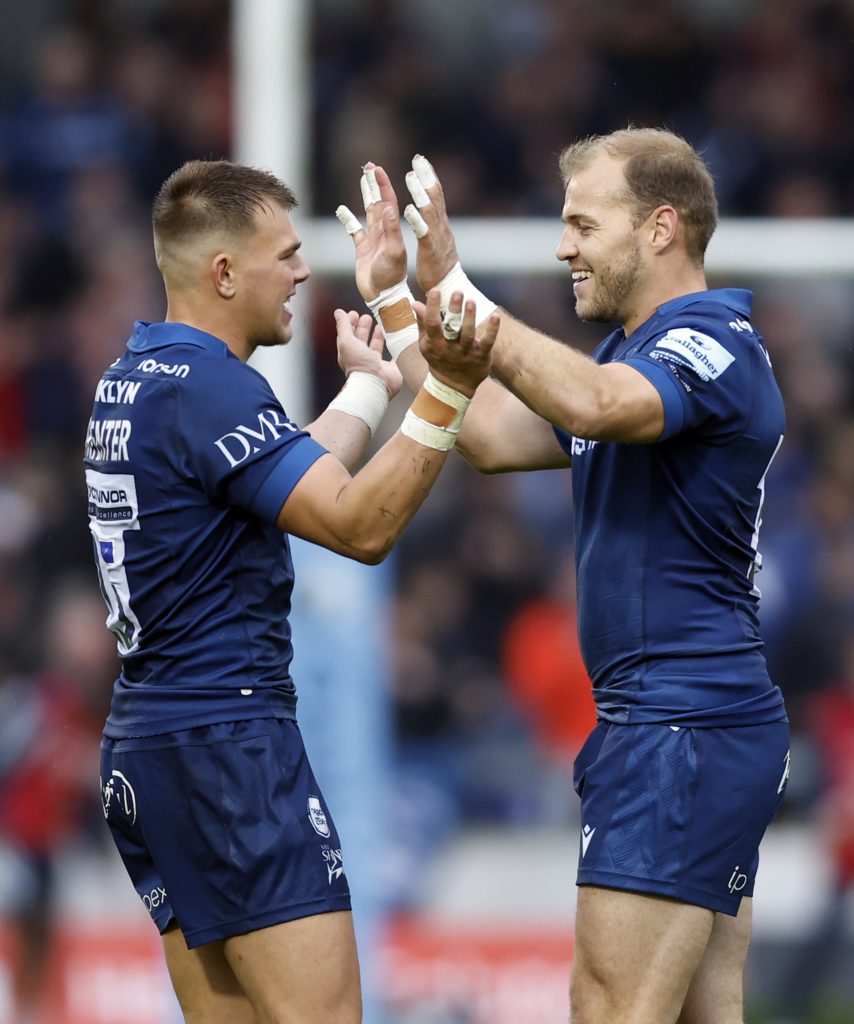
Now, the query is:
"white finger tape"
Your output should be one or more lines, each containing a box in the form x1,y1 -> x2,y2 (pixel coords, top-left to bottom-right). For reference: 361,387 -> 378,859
335,205 -> 363,238
441,309 -> 462,341
360,168 -> 381,211
405,171 -> 431,209
412,154 -> 437,189
403,204 -> 429,239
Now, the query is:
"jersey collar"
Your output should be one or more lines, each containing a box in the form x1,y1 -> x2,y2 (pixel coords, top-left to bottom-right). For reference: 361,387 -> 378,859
127,321 -> 232,357
655,288 -> 753,319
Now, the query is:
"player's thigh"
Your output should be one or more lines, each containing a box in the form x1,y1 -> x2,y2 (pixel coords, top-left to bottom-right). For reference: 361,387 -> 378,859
162,924 -> 258,1024
571,886 -> 714,1024
677,898 -> 752,1024
224,910 -> 361,1024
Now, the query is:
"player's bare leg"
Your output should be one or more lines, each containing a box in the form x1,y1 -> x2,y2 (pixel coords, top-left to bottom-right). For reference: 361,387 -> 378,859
224,911 -> 362,1024
677,898 -> 752,1024
571,887 -> 714,1024
162,924 -> 259,1024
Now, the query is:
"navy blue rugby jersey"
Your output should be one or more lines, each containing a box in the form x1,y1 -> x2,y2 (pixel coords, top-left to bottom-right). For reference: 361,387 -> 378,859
84,321 -> 327,738
554,289 -> 787,726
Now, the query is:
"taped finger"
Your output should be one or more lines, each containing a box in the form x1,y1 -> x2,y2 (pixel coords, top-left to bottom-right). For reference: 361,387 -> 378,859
360,167 -> 382,211
441,308 -> 462,341
405,171 -> 431,209
403,204 -> 429,239
335,205 -> 363,238
412,154 -> 438,189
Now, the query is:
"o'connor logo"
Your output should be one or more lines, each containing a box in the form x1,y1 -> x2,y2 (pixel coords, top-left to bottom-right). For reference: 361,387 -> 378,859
214,409 -> 298,468
102,770 -> 137,826
308,796 -> 331,837
652,328 -> 735,382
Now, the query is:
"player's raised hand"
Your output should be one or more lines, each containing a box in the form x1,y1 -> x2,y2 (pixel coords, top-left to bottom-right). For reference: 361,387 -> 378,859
335,164 -> 407,302
403,155 -> 460,293
333,309 -> 402,399
414,289 -> 498,398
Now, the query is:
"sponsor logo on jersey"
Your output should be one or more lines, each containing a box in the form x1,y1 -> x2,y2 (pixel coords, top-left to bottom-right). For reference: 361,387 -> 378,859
102,769 -> 137,826
651,328 -> 735,382
95,379 -> 143,405
84,416 -> 132,462
137,358 -> 190,378
308,796 -> 331,837
581,823 -> 596,858
215,409 -> 299,467
321,845 -> 345,885
86,473 -> 138,524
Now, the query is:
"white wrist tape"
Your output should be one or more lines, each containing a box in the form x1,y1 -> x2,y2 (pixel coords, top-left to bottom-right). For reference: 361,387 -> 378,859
435,261 -> 497,326
400,410 -> 458,451
366,280 -> 419,360
327,371 -> 390,437
423,371 -> 470,432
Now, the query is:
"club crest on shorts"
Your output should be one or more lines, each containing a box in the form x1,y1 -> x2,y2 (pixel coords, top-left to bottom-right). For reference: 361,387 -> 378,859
307,796 -> 331,838
102,770 -> 137,826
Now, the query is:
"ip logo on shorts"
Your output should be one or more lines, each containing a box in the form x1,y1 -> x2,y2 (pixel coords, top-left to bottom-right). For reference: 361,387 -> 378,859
308,796 -> 331,838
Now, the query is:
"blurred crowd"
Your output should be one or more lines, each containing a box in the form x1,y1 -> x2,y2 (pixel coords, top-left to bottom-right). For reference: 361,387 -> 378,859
1,0 -> 853,1016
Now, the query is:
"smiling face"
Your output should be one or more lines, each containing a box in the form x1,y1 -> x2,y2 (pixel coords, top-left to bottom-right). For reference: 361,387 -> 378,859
229,202 -> 310,354
556,152 -> 649,328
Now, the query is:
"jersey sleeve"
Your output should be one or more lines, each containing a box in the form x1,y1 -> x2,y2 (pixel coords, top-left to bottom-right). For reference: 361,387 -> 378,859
624,318 -> 750,442
177,355 -> 327,522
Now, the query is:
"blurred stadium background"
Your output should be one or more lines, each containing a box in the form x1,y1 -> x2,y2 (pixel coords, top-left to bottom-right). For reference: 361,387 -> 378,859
1,1 -> 854,1021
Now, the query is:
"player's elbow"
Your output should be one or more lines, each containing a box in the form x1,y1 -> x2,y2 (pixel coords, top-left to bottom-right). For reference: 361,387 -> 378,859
344,530 -> 395,565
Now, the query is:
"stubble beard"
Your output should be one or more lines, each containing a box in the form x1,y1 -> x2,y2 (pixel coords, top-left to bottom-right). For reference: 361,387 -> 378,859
576,239 -> 642,326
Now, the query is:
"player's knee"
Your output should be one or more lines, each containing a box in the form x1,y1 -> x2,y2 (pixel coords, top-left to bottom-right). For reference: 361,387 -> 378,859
570,959 -> 619,1024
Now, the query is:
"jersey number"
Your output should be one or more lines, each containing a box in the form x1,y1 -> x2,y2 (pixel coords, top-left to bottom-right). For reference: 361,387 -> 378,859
747,435 -> 783,597
86,469 -> 142,655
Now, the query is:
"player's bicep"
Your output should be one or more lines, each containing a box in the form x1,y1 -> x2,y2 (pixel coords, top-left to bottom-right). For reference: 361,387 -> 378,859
458,378 -> 571,472
592,362 -> 665,444
275,453 -> 359,556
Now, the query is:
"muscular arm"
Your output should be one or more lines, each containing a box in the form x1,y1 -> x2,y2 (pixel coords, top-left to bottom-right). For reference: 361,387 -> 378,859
277,434 -> 449,564
304,410 -> 371,472
490,312 -> 665,444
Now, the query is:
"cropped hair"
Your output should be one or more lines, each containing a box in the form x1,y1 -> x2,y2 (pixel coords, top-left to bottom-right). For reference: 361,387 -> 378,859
559,128 -> 718,263
152,160 -> 297,249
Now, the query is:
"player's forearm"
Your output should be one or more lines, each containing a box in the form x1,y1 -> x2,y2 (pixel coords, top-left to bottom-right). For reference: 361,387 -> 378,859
305,409 -> 372,472
327,431 -> 450,563
397,342 -> 528,471
491,313 -> 612,438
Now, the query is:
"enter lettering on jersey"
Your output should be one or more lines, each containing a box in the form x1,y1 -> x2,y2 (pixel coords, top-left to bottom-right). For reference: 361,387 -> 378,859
85,417 -> 132,462
214,409 -> 299,468
651,328 -> 735,383
571,437 -> 599,456
95,379 -> 143,405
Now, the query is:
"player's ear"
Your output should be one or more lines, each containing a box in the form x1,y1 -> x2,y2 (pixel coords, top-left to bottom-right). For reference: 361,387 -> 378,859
649,205 -> 678,251
211,252 -> 236,298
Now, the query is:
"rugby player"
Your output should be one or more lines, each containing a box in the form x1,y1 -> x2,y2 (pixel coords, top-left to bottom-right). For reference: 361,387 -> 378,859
338,128 -> 790,1024
87,159 -> 497,1024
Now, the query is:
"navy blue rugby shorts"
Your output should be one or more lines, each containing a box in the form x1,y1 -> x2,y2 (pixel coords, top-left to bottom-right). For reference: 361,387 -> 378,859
573,719 -> 790,915
100,718 -> 351,948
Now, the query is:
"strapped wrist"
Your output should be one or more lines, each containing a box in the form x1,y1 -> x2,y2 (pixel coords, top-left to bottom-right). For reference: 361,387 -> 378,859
366,280 -> 418,361
435,262 -> 497,326
327,371 -> 390,437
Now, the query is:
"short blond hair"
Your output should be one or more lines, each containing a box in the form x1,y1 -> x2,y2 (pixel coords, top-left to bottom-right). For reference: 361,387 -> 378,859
152,160 -> 297,250
559,128 -> 718,264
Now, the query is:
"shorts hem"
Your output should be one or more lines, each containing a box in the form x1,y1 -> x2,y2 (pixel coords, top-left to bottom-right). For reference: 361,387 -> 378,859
577,869 -> 746,917
179,894 -> 353,949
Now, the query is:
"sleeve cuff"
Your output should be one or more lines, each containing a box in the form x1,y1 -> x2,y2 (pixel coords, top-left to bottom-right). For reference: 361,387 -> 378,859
250,436 -> 328,523
624,356 -> 686,440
